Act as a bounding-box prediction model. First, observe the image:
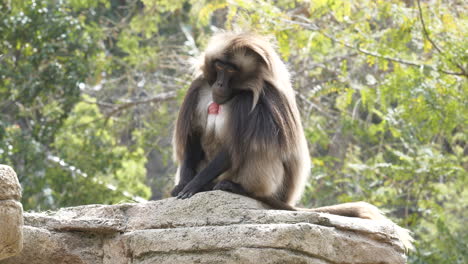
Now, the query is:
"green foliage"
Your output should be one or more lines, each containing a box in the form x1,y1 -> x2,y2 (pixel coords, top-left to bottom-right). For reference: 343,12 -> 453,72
0,0 -> 95,209
53,98 -> 151,206
0,0 -> 91,143
0,0 -> 151,210
0,0 -> 466,263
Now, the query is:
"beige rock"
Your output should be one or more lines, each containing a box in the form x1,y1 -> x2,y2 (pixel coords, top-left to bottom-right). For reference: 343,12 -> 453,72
0,165 -> 23,260
0,165 -> 22,201
1,191 -> 410,264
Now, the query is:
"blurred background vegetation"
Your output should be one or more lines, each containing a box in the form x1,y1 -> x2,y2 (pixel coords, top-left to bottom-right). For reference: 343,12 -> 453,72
0,0 -> 466,262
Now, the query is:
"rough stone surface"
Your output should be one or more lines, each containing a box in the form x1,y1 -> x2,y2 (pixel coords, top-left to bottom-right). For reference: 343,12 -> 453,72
0,165 -> 23,260
0,189 -> 410,264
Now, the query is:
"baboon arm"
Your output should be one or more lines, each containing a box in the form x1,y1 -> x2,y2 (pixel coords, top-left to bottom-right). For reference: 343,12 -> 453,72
171,135 -> 204,196
177,149 -> 231,199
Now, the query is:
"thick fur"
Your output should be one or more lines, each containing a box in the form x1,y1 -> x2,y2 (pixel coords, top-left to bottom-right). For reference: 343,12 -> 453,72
174,32 -> 310,205
173,32 -> 413,250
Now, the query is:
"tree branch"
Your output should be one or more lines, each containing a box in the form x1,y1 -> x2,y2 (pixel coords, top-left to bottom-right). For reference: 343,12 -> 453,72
416,0 -> 443,54
82,99 -> 115,108
416,0 -> 467,76
105,91 -> 177,119
282,16 -> 467,78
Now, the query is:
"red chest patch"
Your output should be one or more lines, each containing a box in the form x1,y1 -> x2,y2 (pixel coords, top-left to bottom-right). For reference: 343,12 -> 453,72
208,102 -> 220,115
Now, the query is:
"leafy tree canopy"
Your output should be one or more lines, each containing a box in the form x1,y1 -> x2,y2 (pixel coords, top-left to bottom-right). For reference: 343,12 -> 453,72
0,0 -> 466,262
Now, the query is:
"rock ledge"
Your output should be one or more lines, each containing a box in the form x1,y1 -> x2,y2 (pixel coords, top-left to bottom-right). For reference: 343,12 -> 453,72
1,188 -> 409,264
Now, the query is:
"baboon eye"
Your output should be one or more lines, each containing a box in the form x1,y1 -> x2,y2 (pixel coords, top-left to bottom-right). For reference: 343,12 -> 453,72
227,68 -> 237,73
214,61 -> 224,70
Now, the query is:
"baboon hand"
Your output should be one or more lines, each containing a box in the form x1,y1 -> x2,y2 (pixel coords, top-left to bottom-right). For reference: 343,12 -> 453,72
170,182 -> 188,197
177,181 -> 202,199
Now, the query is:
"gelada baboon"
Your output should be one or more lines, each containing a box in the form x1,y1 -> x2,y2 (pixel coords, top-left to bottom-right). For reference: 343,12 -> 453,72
170,32 -> 412,248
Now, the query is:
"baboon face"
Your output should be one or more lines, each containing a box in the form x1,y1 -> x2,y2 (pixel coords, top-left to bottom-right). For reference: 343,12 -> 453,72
204,46 -> 267,105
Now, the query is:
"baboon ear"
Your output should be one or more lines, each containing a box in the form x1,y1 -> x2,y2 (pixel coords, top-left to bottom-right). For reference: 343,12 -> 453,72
231,36 -> 272,71
244,46 -> 272,70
